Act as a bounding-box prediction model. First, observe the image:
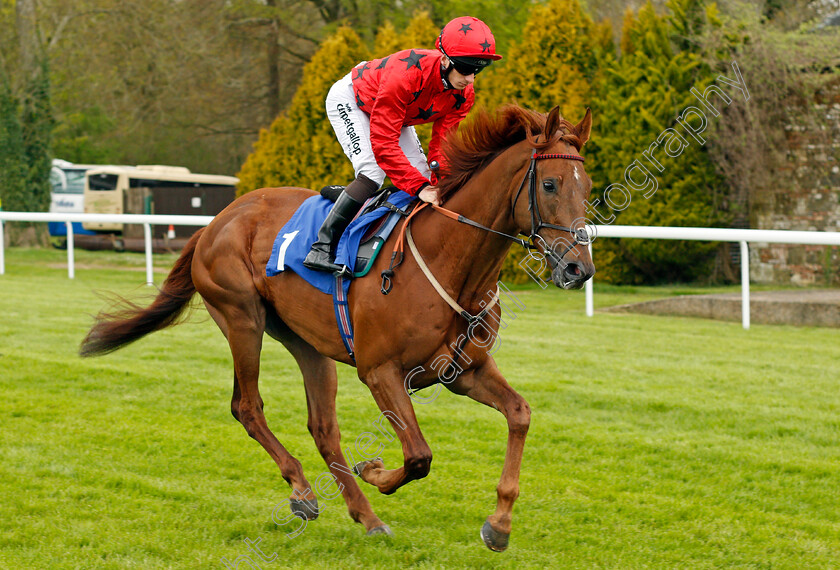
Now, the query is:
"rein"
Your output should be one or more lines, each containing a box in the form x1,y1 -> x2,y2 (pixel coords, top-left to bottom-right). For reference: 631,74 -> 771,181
380,149 -> 587,325
431,151 -> 589,260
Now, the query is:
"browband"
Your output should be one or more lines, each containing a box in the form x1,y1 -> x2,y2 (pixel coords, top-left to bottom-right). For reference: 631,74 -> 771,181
532,152 -> 584,162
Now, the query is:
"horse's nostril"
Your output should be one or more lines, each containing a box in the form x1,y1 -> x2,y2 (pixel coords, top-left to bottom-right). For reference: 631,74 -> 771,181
566,263 -> 581,276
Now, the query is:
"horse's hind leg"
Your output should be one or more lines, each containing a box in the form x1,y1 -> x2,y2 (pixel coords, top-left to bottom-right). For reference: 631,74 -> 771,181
279,334 -> 391,535
204,301 -> 317,515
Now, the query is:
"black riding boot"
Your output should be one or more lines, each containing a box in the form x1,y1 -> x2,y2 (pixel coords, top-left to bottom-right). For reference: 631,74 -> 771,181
303,191 -> 363,273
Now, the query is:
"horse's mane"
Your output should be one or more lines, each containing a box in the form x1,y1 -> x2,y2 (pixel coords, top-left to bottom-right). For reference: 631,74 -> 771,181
438,105 -> 583,200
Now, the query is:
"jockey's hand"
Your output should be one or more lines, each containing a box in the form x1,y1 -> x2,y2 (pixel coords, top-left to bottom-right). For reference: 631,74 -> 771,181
418,186 -> 440,207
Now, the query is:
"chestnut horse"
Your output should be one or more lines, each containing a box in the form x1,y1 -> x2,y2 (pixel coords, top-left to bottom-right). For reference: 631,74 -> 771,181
80,104 -> 594,551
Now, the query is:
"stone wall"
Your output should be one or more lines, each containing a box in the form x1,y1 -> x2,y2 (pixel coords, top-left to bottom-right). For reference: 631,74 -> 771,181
749,79 -> 840,285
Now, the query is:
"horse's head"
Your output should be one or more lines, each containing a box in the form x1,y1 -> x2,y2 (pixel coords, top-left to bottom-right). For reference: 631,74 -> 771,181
512,106 -> 595,290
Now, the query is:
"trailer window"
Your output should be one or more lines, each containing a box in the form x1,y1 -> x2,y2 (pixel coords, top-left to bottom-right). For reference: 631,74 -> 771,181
129,178 -> 202,188
88,173 -> 119,191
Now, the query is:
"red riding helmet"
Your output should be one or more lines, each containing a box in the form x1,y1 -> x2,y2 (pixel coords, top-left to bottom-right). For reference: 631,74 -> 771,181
436,16 -> 502,75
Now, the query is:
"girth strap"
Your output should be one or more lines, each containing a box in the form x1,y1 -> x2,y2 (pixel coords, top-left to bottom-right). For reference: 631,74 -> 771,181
405,224 -> 499,325
333,274 -> 355,361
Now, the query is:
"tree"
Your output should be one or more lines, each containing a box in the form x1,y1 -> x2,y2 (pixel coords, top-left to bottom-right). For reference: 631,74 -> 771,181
225,0 -> 325,120
401,9 -> 440,47
20,57 -> 53,212
11,0 -> 53,214
477,0 -> 601,121
0,66 -> 27,213
39,0 -> 327,174
373,20 -> 401,58
587,0 -> 726,283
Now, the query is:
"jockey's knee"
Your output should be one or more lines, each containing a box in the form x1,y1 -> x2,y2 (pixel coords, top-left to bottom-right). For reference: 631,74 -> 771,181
345,173 -> 380,202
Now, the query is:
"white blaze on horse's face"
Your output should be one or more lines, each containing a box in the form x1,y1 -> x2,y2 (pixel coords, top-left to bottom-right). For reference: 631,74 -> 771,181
573,164 -> 581,182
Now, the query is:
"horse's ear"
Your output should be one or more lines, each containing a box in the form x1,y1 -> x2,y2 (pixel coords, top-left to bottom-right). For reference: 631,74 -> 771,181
575,108 -> 592,146
544,106 -> 561,142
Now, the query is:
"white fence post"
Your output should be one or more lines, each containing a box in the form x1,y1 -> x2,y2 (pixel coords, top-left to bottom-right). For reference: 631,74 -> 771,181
585,243 -> 594,317
144,223 -> 153,286
65,221 -> 75,279
740,240 -> 750,330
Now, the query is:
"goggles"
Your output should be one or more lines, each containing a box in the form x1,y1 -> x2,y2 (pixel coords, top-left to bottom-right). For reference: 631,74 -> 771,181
449,57 -> 492,76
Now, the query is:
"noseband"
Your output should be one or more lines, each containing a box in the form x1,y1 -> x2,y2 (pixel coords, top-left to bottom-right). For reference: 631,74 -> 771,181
511,151 -> 590,269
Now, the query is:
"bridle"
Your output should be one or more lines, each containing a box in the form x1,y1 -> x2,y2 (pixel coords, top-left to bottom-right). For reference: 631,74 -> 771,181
380,148 -> 591,300
430,149 -> 591,269
510,150 -> 590,268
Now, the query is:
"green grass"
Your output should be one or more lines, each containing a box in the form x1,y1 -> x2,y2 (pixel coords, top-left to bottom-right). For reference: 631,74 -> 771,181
1,246 -> 839,569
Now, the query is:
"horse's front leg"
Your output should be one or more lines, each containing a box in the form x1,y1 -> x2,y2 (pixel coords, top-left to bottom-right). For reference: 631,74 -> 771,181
447,356 -> 531,552
355,361 -> 433,495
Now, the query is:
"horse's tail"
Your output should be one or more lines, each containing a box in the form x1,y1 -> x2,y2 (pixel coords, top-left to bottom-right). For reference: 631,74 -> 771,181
79,228 -> 204,358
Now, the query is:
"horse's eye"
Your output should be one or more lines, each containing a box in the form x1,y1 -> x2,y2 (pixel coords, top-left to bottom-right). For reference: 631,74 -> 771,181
542,179 -> 557,193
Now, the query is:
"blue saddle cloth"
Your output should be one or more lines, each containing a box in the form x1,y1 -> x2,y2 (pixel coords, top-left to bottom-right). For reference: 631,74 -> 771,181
266,191 -> 416,294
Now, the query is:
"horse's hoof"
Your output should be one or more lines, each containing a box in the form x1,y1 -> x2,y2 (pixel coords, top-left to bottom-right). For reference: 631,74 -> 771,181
480,518 -> 509,552
289,497 -> 319,521
366,524 -> 393,536
352,457 -> 383,477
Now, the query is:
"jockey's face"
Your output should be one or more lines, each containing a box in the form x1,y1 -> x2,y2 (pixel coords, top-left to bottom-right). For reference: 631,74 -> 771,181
441,56 -> 476,90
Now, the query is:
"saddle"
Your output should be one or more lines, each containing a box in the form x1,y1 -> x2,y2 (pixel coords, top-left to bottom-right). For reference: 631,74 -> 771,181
320,185 -> 416,277
266,188 -> 417,292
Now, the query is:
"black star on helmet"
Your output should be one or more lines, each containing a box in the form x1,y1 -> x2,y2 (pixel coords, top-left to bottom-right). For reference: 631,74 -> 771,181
413,104 -> 436,121
411,89 -> 423,103
459,23 -> 473,35
354,62 -> 370,81
355,92 -> 365,108
399,50 -> 426,70
479,38 -> 491,52
452,92 -> 467,110
376,56 -> 390,69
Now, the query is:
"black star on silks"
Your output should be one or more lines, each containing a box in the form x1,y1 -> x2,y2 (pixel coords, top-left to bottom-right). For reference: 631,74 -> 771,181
413,104 -> 436,121
479,38 -> 491,52
400,50 -> 425,70
376,56 -> 390,69
459,23 -> 473,35
452,92 -> 467,110
355,92 -> 365,108
354,62 -> 370,81
411,89 -> 423,103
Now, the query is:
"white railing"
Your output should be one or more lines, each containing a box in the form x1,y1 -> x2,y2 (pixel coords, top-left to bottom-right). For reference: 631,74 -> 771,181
584,225 -> 840,329
2,213 -> 839,330
0,212 -> 213,285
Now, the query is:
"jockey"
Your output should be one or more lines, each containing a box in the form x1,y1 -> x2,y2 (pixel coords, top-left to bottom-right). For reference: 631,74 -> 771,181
303,16 -> 503,274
